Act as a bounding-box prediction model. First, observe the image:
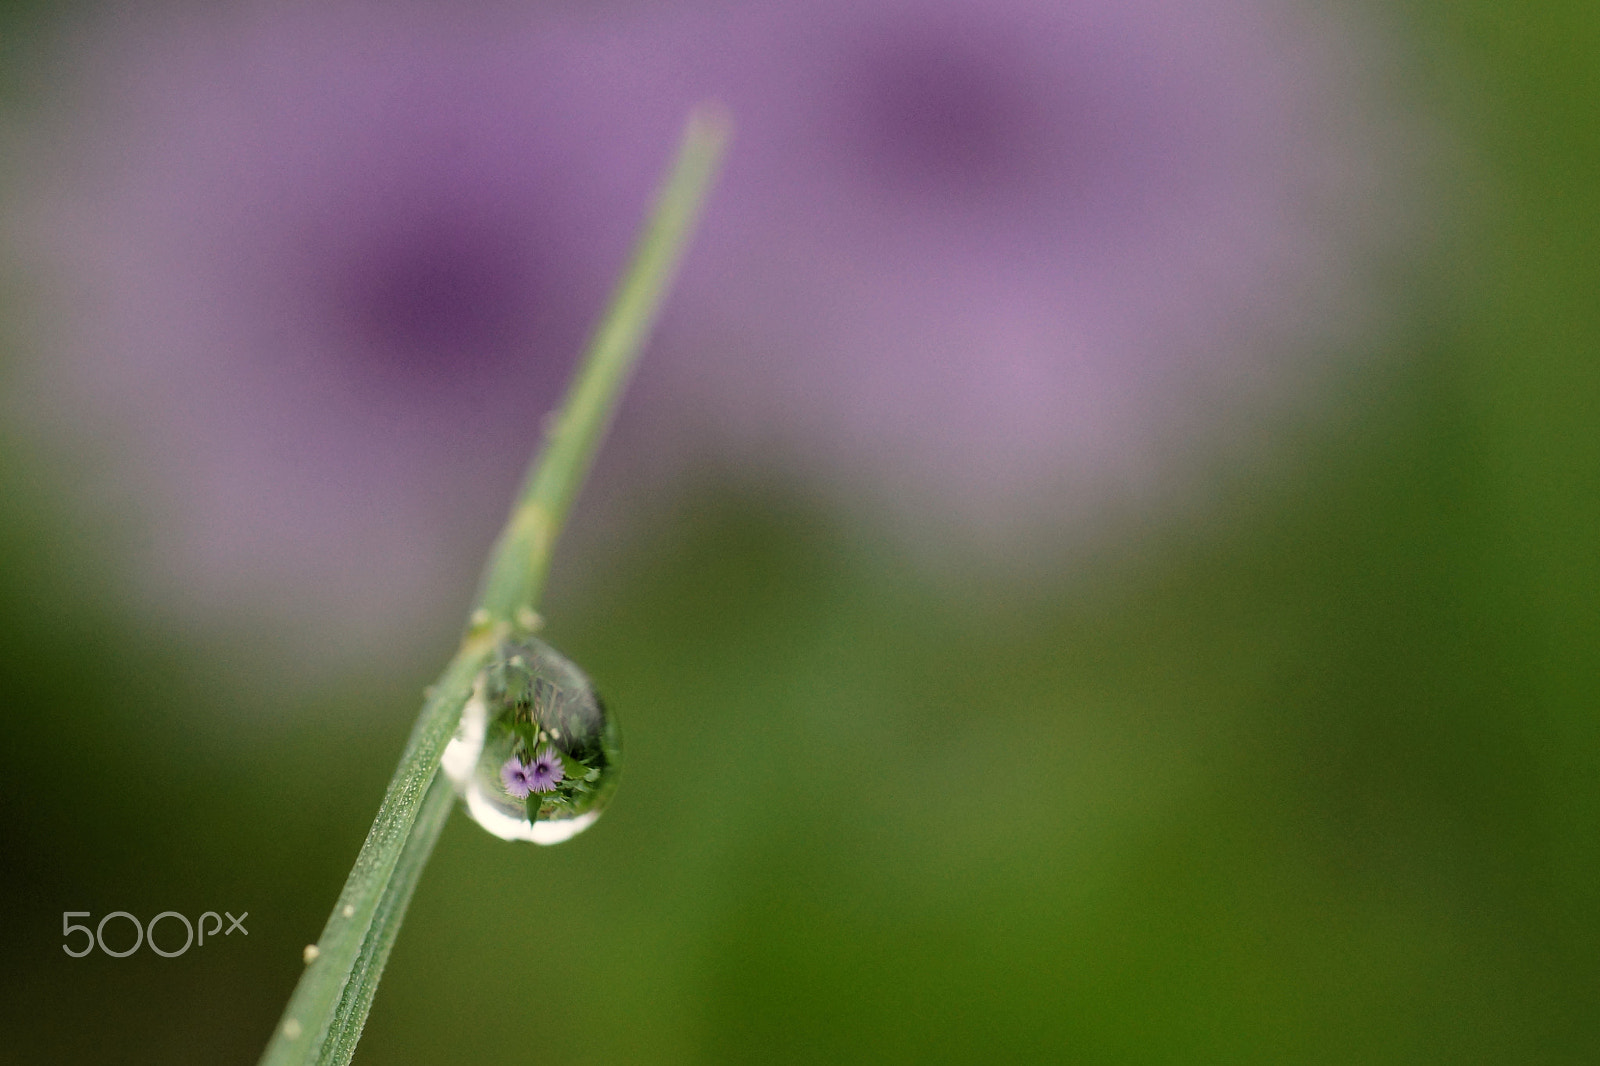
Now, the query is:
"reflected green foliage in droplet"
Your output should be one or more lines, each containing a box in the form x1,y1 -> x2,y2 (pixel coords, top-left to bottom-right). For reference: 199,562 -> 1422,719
442,636 -> 620,844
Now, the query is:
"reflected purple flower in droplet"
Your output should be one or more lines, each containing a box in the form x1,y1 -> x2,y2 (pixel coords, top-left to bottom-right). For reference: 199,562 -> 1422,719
526,749 -> 566,793
501,757 -> 537,800
502,750 -> 564,798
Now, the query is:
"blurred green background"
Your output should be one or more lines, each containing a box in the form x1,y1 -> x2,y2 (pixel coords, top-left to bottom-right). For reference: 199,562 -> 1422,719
3,1 -> 1600,1062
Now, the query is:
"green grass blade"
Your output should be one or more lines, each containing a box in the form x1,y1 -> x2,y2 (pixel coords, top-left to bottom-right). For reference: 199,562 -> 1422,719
257,107 -> 727,1066
316,775 -> 456,1066
476,105 -> 731,622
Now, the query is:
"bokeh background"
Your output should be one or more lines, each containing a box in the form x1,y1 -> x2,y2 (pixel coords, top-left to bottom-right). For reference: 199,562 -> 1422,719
2,0 -> 1598,1062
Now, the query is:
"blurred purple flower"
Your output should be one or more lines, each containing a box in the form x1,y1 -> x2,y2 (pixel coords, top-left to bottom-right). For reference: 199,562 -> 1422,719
7,4 -> 650,661
631,0 -> 1416,548
4,0 -> 1417,661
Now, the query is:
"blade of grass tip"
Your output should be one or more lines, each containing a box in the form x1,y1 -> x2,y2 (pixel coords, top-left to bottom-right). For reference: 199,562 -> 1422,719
258,106 -> 729,1066
476,103 -> 731,623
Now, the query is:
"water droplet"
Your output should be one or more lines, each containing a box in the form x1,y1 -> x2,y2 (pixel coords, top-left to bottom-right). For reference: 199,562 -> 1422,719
441,636 -> 620,844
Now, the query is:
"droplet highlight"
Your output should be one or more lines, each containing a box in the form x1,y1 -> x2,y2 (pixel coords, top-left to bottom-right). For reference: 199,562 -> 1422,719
441,636 -> 620,844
